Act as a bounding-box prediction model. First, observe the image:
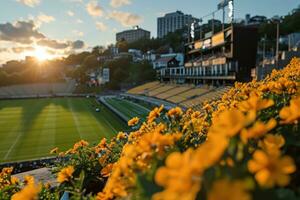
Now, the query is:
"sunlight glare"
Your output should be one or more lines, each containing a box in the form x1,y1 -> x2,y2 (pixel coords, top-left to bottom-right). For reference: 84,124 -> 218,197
33,46 -> 51,61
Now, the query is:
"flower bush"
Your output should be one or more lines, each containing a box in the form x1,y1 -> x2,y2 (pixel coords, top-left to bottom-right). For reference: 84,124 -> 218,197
0,58 -> 300,200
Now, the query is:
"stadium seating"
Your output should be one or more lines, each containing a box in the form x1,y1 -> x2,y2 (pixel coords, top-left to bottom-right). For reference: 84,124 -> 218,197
127,81 -> 160,95
155,86 -> 191,100
127,82 -> 231,109
0,80 -> 76,98
180,86 -> 231,108
148,85 -> 177,97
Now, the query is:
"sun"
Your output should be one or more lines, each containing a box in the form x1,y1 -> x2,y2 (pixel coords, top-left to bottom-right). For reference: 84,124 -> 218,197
33,46 -> 51,61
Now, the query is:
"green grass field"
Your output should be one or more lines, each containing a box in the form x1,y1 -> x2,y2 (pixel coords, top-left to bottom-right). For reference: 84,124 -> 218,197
0,98 -> 126,163
105,97 -> 151,121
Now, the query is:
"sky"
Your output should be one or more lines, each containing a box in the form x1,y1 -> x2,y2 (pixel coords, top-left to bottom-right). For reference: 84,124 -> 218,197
0,0 -> 299,64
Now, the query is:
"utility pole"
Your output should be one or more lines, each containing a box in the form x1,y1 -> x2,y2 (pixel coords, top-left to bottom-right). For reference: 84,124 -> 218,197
275,21 -> 280,68
288,34 -> 291,51
199,18 -> 203,40
212,12 -> 215,34
262,35 -> 266,68
222,7 -> 225,31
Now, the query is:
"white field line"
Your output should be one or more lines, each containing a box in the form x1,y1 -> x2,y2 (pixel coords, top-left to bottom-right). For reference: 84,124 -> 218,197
3,102 -> 43,160
124,99 -> 151,113
3,124 -> 23,160
38,105 -> 56,153
68,99 -> 83,139
101,116 -> 117,134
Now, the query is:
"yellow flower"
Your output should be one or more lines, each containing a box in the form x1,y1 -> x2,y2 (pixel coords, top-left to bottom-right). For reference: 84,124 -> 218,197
117,132 -> 127,140
167,107 -> 183,118
50,147 -> 59,154
248,150 -> 296,188
208,179 -> 251,200
1,167 -> 13,176
101,163 -> 114,177
210,110 -> 255,137
259,134 -> 285,154
279,97 -> 300,124
11,182 -> 40,200
153,149 -> 201,200
147,105 -> 164,123
95,138 -> 108,153
72,140 -> 89,152
128,117 -> 139,126
195,133 -> 229,170
24,175 -> 35,185
11,176 -> 19,185
240,119 -> 277,143
239,93 -> 274,112
203,103 -> 213,112
57,166 -> 74,183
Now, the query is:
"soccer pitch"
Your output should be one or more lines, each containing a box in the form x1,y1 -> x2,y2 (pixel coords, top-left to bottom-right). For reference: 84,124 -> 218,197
0,98 -> 126,163
105,97 -> 151,121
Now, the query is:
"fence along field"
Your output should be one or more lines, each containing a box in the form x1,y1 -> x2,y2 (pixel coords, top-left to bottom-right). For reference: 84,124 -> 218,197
0,98 -> 126,163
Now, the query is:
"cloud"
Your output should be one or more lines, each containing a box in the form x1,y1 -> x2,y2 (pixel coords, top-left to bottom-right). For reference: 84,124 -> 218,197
16,0 -> 40,7
109,11 -> 142,27
96,21 -> 107,31
11,46 -> 35,53
76,19 -> 83,23
72,30 -> 84,37
37,13 -> 55,24
71,40 -> 85,49
86,1 -> 104,17
67,10 -> 75,17
0,20 -> 45,44
37,39 -> 69,49
110,0 -> 131,8
37,38 -> 85,50
68,0 -> 82,3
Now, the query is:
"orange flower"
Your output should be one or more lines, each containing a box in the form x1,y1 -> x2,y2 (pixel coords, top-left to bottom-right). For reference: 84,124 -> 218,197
57,166 -> 74,183
101,164 -> 114,177
259,134 -> 285,154
11,182 -> 40,200
153,149 -> 201,200
208,179 -> 251,200
167,107 -> 183,118
239,93 -> 274,112
210,110 -> 255,137
248,150 -> 296,188
240,119 -> 277,143
147,105 -> 164,123
1,167 -> 13,175
11,176 -> 19,185
117,132 -> 127,140
128,117 -> 139,126
279,97 -> 300,124
72,140 -> 89,152
24,175 -> 35,185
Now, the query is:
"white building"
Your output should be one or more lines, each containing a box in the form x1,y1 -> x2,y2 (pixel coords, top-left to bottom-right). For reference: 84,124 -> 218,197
280,32 -> 300,50
153,53 -> 184,69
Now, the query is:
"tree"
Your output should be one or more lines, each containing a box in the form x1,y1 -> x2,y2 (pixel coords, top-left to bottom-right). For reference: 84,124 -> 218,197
82,55 -> 99,70
116,39 -> 129,52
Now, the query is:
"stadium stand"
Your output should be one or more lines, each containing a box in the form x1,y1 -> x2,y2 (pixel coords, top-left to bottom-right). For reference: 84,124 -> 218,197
127,81 -> 160,95
126,82 -> 231,109
155,86 -> 191,100
148,85 -> 177,97
0,80 -> 76,98
180,86 -> 231,108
